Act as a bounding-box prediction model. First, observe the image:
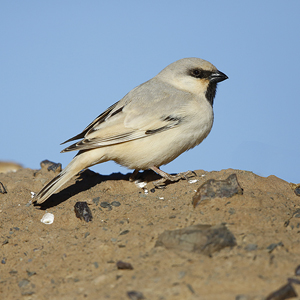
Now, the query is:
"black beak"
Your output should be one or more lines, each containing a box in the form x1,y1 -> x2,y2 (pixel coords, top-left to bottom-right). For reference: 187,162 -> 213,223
210,70 -> 228,83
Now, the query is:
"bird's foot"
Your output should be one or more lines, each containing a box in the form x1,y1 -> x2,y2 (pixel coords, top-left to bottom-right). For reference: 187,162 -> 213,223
150,166 -> 196,188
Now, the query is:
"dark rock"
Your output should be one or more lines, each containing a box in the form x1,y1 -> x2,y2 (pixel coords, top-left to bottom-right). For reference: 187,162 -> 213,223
119,230 -> 129,236
92,197 -> 100,205
294,188 -> 300,196
288,278 -> 300,285
0,182 -> 7,194
100,201 -> 112,209
111,201 -> 121,207
187,284 -> 195,294
127,291 -> 145,300
40,160 -> 62,173
155,224 -> 236,255
267,242 -> 283,253
193,174 -> 243,208
265,282 -> 297,300
26,270 -> 36,277
245,244 -> 258,251
74,202 -> 93,222
116,261 -> 133,270
18,279 -> 30,288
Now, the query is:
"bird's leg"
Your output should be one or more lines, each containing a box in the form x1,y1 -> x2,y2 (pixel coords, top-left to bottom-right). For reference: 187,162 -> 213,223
150,166 -> 196,188
129,169 -> 140,182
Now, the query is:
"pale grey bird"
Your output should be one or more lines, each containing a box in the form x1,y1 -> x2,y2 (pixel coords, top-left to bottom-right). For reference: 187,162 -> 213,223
34,57 -> 228,204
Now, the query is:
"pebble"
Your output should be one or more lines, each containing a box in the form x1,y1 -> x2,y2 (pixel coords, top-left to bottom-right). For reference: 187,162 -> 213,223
92,197 -> 100,205
18,279 -> 30,288
244,244 -> 258,251
117,260 -> 133,270
40,213 -> 54,225
119,230 -> 129,236
295,265 -> 300,276
74,202 -> 93,222
155,224 -> 236,255
265,282 -> 297,300
111,201 -> 121,207
0,182 -> 7,194
100,201 -> 112,208
40,160 -> 62,173
192,174 -> 243,208
127,291 -> 145,300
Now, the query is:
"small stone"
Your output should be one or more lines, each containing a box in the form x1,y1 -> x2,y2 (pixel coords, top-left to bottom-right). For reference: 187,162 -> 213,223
111,201 -> 121,207
100,201 -> 112,209
228,208 -> 236,215
74,202 -> 93,222
127,291 -> 145,300
0,182 -> 7,194
155,224 -> 236,255
235,295 -> 249,300
187,284 -> 195,294
92,197 -> 100,205
265,283 -> 297,300
295,265 -> 300,276
119,230 -> 129,236
93,262 -> 99,269
245,244 -> 257,251
192,174 -> 243,208
1,258 -> 6,264
18,279 -> 30,288
40,160 -> 62,173
116,261 -> 133,270
26,270 -> 36,277
21,291 -> 34,296
295,188 -> 300,196
267,242 -> 283,253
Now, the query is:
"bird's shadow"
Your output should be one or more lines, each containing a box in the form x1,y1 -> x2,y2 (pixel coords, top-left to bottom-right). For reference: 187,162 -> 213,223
36,169 -> 162,210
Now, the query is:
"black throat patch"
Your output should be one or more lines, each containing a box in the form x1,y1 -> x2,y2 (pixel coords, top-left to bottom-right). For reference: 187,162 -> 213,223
205,82 -> 217,106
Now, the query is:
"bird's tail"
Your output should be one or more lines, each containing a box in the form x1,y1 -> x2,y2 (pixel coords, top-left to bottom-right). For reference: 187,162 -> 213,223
34,154 -> 87,204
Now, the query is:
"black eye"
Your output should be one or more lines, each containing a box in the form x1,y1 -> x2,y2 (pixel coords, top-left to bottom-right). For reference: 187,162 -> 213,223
190,69 -> 203,78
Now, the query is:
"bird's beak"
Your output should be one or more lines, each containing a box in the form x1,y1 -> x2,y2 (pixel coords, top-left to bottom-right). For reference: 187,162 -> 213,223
210,70 -> 228,83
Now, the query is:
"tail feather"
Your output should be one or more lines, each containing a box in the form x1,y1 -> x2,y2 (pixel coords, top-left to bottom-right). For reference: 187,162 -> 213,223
34,156 -> 84,204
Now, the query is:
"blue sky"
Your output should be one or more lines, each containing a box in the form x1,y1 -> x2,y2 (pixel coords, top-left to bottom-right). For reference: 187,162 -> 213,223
1,1 -> 299,183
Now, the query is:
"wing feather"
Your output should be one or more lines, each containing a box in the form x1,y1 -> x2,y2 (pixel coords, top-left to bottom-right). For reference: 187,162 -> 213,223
61,79 -> 191,153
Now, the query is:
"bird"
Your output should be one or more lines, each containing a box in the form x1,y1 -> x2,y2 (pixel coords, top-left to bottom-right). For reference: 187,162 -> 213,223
34,57 -> 228,204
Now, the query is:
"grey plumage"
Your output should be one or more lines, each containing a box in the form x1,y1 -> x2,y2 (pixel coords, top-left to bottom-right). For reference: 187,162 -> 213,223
34,57 -> 228,204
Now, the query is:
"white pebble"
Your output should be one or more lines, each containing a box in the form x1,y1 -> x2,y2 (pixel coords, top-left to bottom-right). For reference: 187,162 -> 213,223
188,179 -> 198,184
41,213 -> 54,225
31,191 -> 36,198
135,181 -> 147,188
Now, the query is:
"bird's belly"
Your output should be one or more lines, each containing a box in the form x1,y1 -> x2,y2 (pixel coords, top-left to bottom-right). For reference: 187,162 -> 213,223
108,112 -> 213,170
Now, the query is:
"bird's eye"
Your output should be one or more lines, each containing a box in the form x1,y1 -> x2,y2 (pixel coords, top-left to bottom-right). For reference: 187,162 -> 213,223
190,69 -> 203,78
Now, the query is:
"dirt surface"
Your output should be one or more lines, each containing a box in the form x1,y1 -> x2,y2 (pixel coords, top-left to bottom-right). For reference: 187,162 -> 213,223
1,165 -> 300,300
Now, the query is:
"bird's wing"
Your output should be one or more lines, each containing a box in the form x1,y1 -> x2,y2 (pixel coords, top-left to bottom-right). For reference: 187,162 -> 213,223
61,79 -> 191,152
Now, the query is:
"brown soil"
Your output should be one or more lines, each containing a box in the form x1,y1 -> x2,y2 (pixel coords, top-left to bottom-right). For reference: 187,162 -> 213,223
1,166 -> 300,300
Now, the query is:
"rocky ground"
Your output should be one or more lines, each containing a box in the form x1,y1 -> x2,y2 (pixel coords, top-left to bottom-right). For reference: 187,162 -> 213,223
1,163 -> 300,300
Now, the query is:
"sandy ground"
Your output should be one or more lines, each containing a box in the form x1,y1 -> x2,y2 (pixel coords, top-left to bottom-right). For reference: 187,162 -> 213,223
1,164 -> 300,300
